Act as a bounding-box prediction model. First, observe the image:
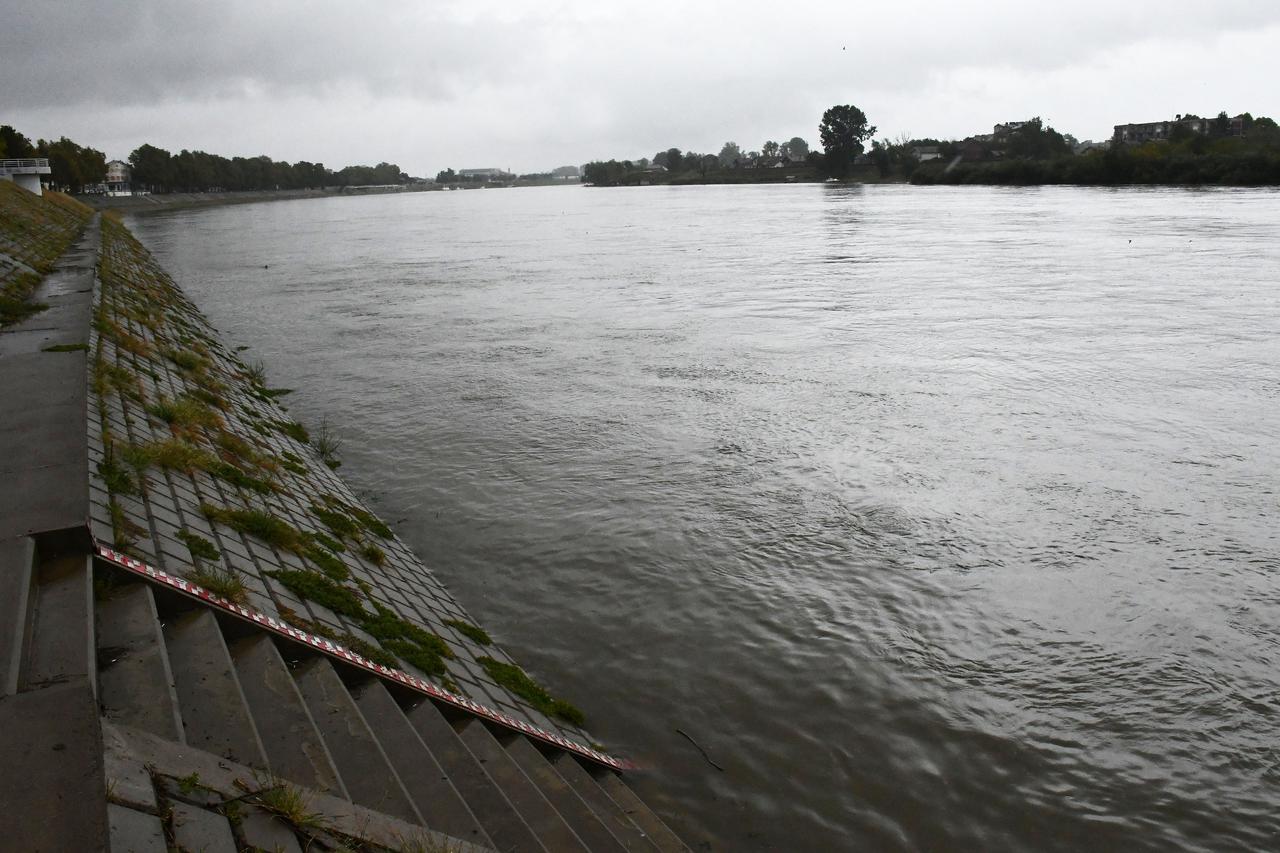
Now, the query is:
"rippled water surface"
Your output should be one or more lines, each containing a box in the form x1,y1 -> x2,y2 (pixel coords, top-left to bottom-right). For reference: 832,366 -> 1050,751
128,185 -> 1280,851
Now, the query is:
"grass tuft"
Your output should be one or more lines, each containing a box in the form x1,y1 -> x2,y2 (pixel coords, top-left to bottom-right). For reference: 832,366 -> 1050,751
272,419 -> 310,443
201,504 -> 306,552
252,781 -> 326,835
478,656 -> 586,726
265,569 -> 366,620
176,529 -> 220,561
187,563 -> 247,604
445,619 -> 492,646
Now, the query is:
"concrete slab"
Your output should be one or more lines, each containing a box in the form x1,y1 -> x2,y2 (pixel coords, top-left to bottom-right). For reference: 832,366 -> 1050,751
0,535 -> 34,696
24,553 -> 94,691
105,746 -> 159,813
0,681 -> 109,852
97,583 -> 185,741
108,804 -> 167,853
170,801 -> 237,853
238,806 -> 304,853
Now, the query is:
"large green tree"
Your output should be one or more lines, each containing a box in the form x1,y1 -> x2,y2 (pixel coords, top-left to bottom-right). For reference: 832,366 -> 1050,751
38,136 -> 106,191
0,125 -> 35,159
717,141 -> 741,168
819,105 -> 876,178
782,136 -> 809,160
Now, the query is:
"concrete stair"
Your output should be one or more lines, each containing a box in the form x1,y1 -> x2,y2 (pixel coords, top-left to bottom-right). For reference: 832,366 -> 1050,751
291,655 -> 422,824
83,556 -> 691,852
350,677 -> 492,847
164,607 -> 267,766
96,582 -> 183,741
228,632 -> 346,796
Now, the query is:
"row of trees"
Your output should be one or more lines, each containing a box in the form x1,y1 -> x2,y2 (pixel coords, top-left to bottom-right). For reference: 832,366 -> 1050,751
1,125 -> 107,193
582,105 -> 877,185
127,144 -> 408,193
1,123 -> 411,193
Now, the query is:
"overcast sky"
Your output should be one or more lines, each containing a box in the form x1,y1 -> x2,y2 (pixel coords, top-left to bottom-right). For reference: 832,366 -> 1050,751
3,1 -> 1278,176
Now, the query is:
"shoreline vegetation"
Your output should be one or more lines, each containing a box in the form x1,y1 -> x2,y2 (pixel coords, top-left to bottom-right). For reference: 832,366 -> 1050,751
6,101 -> 1280,206
582,105 -> 1280,188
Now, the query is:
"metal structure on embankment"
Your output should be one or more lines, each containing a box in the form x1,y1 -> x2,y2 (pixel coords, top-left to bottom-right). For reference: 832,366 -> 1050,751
0,181 -> 691,852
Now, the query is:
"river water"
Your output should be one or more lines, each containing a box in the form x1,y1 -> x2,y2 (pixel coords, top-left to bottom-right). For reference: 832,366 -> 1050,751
128,184 -> 1280,852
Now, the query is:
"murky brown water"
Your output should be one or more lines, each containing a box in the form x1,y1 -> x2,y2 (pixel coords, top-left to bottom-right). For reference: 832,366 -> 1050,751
129,184 -> 1280,851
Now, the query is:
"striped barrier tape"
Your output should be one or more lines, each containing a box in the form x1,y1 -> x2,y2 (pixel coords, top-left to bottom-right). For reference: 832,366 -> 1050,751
94,541 -> 631,771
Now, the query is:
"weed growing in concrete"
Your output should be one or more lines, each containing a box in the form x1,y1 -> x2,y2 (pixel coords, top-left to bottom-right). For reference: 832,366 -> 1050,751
311,503 -> 361,540
272,419 -> 309,443
309,531 -> 345,553
175,772 -> 201,795
93,359 -> 143,401
188,563 -> 247,604
315,494 -> 393,539
444,619 -> 492,646
278,608 -> 401,670
253,781 -> 326,835
313,417 -> 342,468
108,499 -> 146,554
176,530 -> 220,561
265,569 -> 366,620
201,504 -> 307,552
304,543 -> 350,581
146,393 -> 224,434
125,438 -> 213,474
42,342 -> 89,352
358,542 -> 386,567
243,359 -> 266,385
97,448 -> 138,496
361,604 -> 453,677
478,656 -> 586,726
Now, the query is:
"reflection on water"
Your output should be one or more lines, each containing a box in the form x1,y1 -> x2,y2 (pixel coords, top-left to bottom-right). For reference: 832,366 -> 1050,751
129,184 -> 1280,851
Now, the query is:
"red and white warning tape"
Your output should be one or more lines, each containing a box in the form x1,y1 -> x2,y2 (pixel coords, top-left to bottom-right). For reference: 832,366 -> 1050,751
95,542 -> 630,771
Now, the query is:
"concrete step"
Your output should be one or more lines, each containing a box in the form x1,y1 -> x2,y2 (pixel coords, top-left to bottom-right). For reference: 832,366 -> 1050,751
591,769 -> 690,853
552,751 -> 660,852
163,608 -> 267,766
454,718 -> 589,852
228,634 -> 346,797
290,656 -> 421,825
502,733 -> 628,853
0,536 -> 35,696
0,681 -> 110,852
22,551 -> 94,692
350,679 -> 491,848
95,583 -> 183,741
405,698 -> 547,853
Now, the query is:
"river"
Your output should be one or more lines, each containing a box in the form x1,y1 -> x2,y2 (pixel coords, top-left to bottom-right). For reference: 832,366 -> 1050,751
127,184 -> 1280,851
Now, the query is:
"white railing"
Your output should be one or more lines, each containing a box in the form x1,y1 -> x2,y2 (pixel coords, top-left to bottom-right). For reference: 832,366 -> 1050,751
0,158 -> 51,172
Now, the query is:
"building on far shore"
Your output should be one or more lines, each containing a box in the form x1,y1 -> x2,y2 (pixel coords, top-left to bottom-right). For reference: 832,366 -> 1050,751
105,159 -> 131,195
458,167 -> 509,180
1113,114 -> 1246,145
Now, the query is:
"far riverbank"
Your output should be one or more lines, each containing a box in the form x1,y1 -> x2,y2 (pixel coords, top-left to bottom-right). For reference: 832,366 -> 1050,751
79,184 -> 439,214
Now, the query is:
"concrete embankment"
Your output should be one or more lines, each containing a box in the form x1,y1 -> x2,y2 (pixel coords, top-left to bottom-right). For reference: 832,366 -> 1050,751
0,182 -> 693,852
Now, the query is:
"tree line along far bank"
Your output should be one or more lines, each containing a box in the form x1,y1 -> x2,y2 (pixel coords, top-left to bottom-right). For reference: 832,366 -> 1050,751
582,104 -> 1280,187
0,124 -> 412,194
